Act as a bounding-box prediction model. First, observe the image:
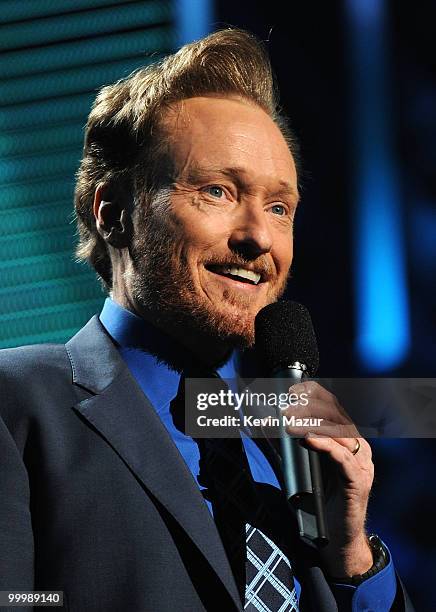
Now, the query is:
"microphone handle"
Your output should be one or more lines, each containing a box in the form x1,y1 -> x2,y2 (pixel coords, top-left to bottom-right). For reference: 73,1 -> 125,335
273,367 -> 329,548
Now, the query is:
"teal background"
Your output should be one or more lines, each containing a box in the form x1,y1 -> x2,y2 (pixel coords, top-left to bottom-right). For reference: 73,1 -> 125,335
0,0 -> 174,348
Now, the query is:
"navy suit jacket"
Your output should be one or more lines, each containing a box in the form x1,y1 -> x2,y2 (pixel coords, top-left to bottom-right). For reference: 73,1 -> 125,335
0,316 -> 414,611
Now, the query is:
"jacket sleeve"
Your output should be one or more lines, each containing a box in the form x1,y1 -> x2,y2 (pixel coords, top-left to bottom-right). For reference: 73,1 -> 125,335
0,413 -> 34,590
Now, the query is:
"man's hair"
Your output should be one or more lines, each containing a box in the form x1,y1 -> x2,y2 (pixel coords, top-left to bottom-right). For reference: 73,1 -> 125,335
74,28 -> 298,289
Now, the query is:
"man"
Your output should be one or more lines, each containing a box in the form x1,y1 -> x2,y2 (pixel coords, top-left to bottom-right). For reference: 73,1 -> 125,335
0,29 -> 413,611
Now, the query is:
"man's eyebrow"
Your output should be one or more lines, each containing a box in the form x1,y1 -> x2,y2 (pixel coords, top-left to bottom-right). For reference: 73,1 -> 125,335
183,165 -> 300,201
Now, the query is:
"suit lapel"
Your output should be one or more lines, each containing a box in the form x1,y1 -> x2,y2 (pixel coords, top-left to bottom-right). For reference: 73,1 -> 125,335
66,317 -> 241,610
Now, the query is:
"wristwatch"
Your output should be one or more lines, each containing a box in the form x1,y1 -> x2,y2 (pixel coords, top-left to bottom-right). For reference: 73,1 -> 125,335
328,534 -> 390,586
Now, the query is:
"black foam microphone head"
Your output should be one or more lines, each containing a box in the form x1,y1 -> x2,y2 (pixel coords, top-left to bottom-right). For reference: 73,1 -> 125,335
254,300 -> 319,376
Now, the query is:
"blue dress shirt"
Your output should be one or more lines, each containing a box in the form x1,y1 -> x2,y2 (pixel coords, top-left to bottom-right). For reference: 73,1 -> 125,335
99,297 -> 397,611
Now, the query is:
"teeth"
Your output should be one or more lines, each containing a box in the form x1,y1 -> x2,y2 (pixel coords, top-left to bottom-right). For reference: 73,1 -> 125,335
225,266 -> 261,285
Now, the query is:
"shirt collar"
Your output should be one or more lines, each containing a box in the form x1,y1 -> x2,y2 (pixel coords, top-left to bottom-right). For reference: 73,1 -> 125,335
99,298 -> 238,409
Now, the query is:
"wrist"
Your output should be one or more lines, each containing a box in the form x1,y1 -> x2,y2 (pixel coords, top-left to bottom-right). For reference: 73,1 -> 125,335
320,533 -> 373,578
326,534 -> 390,586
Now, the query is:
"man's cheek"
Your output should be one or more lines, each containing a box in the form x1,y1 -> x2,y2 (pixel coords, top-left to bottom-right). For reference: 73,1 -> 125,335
169,232 -> 192,266
275,247 -> 293,283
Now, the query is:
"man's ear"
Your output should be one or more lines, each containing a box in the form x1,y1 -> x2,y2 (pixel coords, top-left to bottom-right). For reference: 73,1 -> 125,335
93,184 -> 133,249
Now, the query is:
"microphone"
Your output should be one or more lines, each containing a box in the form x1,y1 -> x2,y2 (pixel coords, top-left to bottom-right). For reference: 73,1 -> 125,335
255,300 -> 328,547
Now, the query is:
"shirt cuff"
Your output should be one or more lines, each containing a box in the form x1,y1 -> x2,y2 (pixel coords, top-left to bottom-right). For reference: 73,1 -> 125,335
329,546 -> 397,611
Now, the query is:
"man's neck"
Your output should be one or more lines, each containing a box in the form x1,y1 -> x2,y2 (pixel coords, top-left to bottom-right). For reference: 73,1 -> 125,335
110,294 -> 233,373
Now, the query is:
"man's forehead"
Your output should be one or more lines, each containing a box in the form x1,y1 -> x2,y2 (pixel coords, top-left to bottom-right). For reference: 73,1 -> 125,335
164,94 -> 259,122
162,97 -> 297,187
163,95 -> 282,140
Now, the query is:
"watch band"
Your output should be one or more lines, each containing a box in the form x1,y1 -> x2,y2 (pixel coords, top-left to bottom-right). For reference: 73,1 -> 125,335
328,534 -> 390,586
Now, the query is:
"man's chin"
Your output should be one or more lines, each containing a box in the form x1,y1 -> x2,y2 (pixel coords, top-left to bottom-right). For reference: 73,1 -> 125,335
202,305 -> 259,348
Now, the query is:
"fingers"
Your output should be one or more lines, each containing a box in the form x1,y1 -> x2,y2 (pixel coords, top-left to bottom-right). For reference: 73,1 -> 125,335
284,420 -> 359,438
303,434 -> 374,487
309,435 -> 372,460
288,382 -> 351,420
282,397 -> 352,425
281,382 -> 357,438
289,381 -> 336,403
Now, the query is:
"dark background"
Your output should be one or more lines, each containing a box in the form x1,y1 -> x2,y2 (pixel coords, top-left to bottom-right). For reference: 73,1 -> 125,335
215,0 -> 436,378
214,1 -> 436,608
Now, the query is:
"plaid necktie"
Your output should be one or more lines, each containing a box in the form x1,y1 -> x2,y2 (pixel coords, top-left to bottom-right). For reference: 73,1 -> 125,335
197,434 -> 299,611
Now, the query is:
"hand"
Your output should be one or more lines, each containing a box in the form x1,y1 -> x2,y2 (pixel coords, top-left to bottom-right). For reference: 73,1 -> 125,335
283,381 -> 374,577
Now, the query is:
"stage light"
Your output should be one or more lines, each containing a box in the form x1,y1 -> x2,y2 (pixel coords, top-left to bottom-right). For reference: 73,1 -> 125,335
346,0 -> 410,371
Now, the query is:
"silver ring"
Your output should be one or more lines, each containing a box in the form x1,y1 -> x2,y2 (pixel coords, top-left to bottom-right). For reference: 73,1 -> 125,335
351,438 -> 361,456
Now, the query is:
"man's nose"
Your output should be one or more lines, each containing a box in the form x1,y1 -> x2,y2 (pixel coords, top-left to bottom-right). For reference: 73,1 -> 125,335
228,202 -> 273,259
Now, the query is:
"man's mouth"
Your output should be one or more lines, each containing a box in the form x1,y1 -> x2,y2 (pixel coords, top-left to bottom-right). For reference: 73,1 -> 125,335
205,264 -> 263,286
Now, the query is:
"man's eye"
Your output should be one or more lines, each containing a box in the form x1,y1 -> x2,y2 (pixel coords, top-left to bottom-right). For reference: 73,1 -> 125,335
204,185 -> 225,198
271,204 -> 286,216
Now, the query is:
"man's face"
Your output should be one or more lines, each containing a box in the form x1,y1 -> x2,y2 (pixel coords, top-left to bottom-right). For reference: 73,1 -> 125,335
129,96 -> 299,347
